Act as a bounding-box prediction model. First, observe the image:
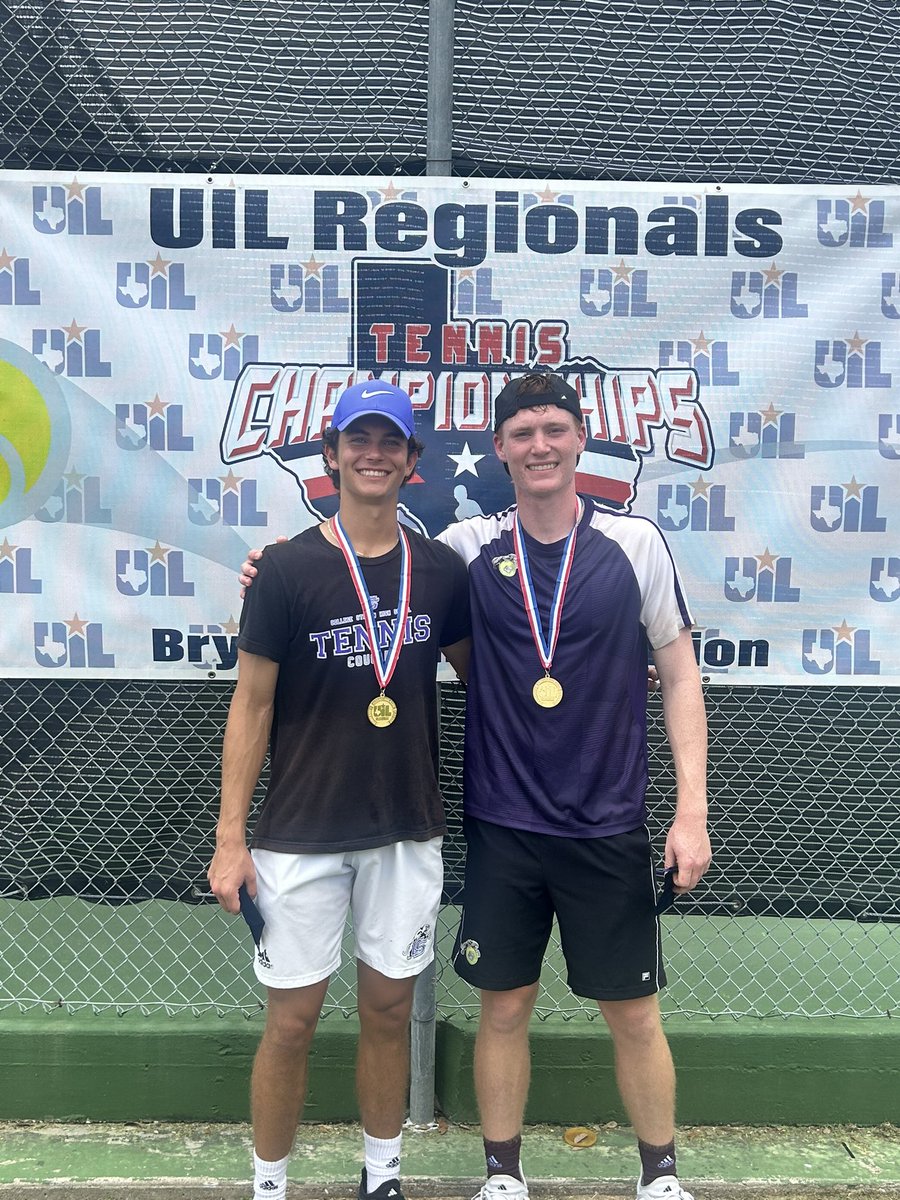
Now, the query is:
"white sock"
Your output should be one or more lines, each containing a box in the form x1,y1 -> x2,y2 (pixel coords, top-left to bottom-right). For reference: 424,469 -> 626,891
253,1150 -> 289,1200
363,1130 -> 403,1191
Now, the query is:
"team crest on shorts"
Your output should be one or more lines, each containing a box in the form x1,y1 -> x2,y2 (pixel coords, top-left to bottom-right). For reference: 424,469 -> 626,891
493,555 -> 517,578
405,924 -> 432,960
460,938 -> 481,965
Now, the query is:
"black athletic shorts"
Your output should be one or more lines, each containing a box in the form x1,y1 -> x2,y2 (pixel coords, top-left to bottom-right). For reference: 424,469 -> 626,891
452,816 -> 666,1000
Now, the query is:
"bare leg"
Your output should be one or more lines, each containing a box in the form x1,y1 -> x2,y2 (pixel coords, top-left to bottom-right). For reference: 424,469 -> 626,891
598,993 -> 676,1145
356,960 -> 416,1138
251,979 -> 330,1161
475,984 -> 539,1141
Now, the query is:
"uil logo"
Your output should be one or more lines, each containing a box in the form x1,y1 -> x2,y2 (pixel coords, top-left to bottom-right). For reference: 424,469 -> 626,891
802,623 -> 880,676
878,414 -> 900,460
34,616 -> 115,668
189,326 -> 260,380
810,478 -> 885,533
454,266 -> 502,317
116,255 -> 196,310
729,405 -> 804,459
657,477 -> 734,532
33,320 -> 111,378
0,538 -> 42,594
869,558 -> 900,603
814,333 -> 891,389
658,332 -> 739,386
580,262 -> 657,318
817,195 -> 892,249
188,472 -> 268,527
270,258 -> 348,313
32,180 -> 112,236
0,248 -> 40,305
115,543 -> 195,597
730,263 -> 808,319
724,550 -> 799,603
881,273 -> 900,319
115,397 -> 193,451
34,468 -> 112,525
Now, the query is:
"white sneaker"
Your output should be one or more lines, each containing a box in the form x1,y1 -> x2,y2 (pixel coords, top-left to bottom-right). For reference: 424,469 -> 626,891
473,1174 -> 529,1200
636,1176 -> 694,1200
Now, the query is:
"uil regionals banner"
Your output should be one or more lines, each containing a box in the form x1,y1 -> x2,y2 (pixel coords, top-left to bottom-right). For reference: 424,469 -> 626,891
1,171 -> 898,682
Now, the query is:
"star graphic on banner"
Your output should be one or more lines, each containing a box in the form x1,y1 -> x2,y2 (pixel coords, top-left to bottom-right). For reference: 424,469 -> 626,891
690,331 -> 712,355
448,442 -> 485,477
220,323 -> 244,348
760,403 -> 780,426
689,474 -> 712,498
147,540 -> 170,564
755,547 -> 779,572
762,261 -> 784,285
846,331 -> 868,354
221,615 -> 241,636
301,254 -> 323,277
457,268 -> 475,280
842,475 -> 863,499
0,248 -> 15,271
66,178 -> 85,200
63,318 -> 87,343
146,394 -> 169,418
65,613 -> 89,637
832,619 -> 855,642
537,185 -> 558,204
380,181 -> 401,202
0,538 -> 18,559
219,468 -> 243,492
611,258 -> 633,283
64,467 -> 85,488
849,190 -> 870,213
147,253 -> 171,277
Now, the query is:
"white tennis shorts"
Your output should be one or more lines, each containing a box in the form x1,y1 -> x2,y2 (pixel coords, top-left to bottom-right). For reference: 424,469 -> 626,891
250,837 -> 443,988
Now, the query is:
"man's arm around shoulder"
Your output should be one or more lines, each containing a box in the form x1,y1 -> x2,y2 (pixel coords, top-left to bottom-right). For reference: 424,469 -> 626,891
207,649 -> 279,914
654,627 -> 711,894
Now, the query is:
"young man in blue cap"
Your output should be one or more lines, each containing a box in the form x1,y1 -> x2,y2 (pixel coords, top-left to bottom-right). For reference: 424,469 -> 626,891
209,380 -> 471,1200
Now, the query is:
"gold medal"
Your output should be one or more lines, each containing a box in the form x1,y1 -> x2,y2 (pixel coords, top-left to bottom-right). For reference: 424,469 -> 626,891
368,694 -> 398,728
532,675 -> 563,708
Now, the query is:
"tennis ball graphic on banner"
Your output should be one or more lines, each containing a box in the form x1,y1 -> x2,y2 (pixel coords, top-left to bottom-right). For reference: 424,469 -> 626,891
0,343 -> 71,528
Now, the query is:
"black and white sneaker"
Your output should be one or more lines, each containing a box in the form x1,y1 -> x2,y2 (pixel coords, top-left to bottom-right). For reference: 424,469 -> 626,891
358,1168 -> 406,1200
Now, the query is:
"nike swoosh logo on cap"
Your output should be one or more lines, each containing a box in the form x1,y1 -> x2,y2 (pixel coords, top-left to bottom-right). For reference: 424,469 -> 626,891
360,387 -> 394,398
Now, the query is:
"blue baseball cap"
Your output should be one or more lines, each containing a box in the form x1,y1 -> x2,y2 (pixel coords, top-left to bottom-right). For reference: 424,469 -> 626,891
332,380 -> 415,439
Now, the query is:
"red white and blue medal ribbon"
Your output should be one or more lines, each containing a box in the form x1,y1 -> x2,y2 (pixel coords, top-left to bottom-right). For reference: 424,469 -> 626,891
332,514 -> 411,727
513,505 -> 578,708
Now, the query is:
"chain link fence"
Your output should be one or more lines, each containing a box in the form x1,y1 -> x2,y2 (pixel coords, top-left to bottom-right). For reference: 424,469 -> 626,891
0,0 -> 898,1031
1,1 -> 897,181
1,679 -> 897,1020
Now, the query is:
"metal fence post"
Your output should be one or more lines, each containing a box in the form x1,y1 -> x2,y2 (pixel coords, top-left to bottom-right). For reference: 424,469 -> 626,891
427,0 -> 455,175
409,958 -> 438,1126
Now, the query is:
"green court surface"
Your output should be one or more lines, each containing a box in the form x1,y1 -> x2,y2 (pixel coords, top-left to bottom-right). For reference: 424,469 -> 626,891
1,1120 -> 899,1194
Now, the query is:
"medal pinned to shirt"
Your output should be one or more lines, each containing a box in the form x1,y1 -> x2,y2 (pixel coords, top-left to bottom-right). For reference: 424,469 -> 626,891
512,504 -> 579,709
331,514 -> 412,728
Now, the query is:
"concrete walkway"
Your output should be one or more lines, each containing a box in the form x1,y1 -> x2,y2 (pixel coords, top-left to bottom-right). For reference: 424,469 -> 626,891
1,1121 -> 899,1199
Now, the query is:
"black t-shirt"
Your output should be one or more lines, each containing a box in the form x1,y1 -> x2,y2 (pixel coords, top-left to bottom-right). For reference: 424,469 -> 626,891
238,525 -> 471,852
